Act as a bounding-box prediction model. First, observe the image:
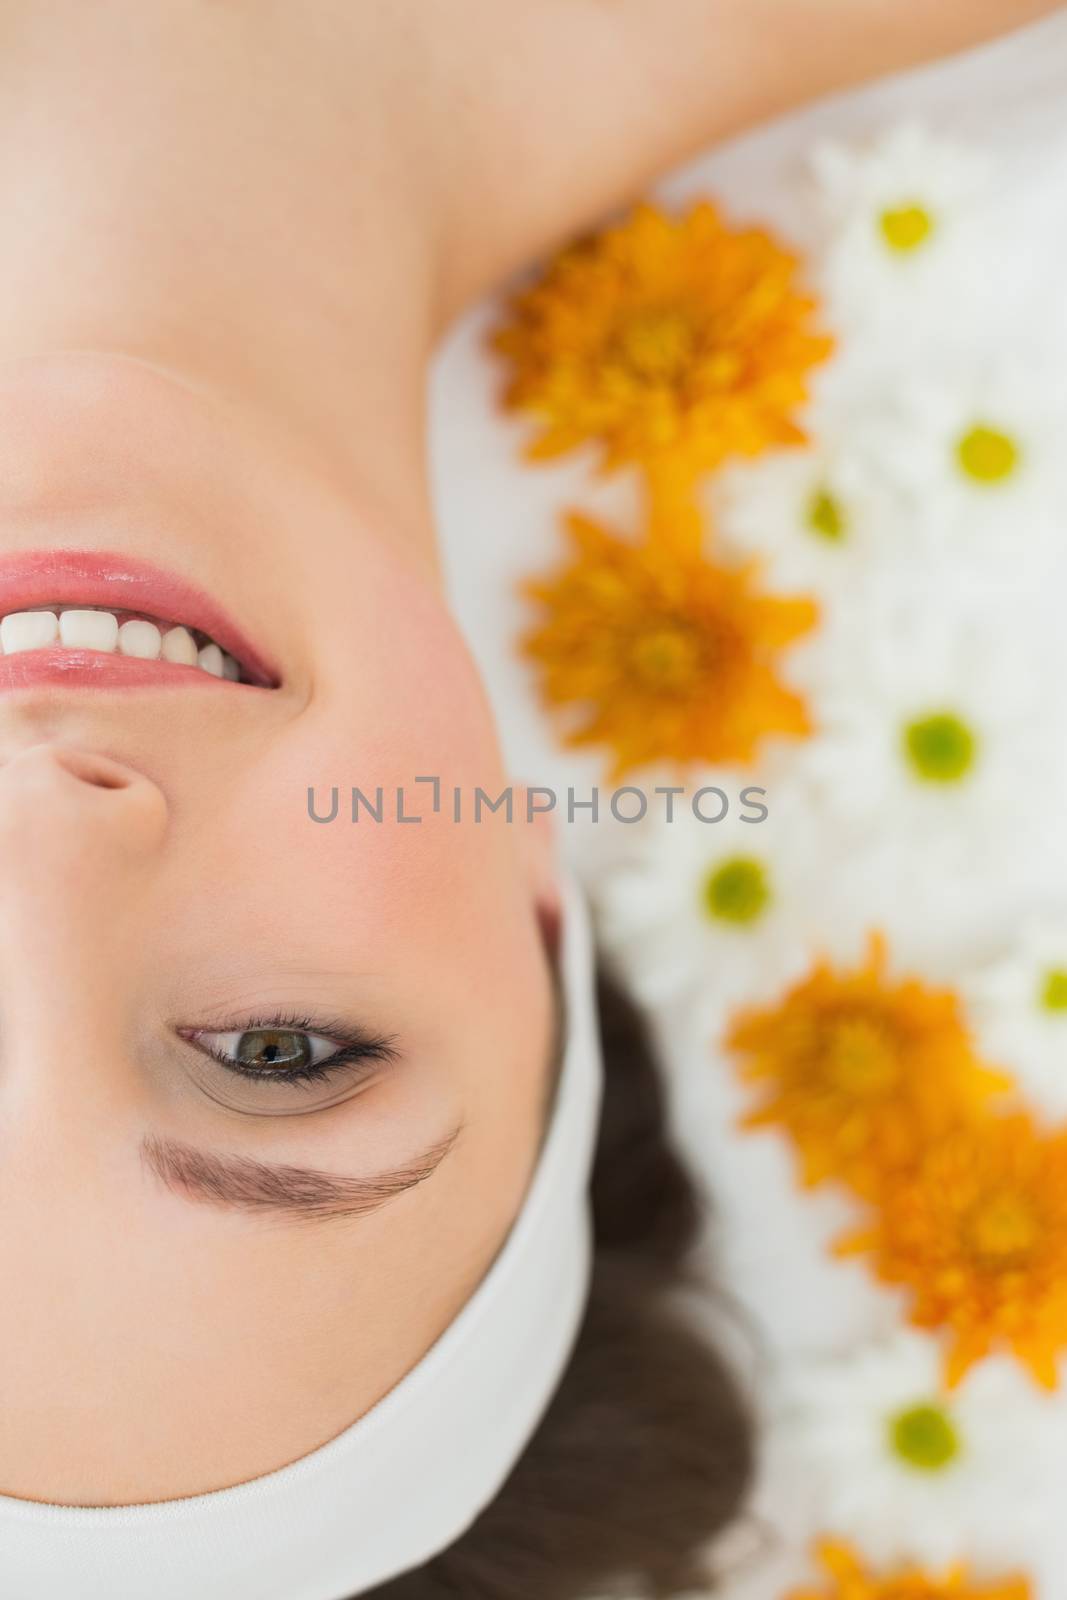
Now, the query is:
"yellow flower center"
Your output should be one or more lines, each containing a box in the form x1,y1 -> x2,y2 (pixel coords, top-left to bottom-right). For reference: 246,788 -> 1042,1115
1040,968 -> 1067,1013
888,1402 -> 962,1473
903,712 -> 977,784
806,487 -> 848,543
702,856 -> 771,925
823,1013 -> 900,1096
966,1190 -> 1039,1266
612,306 -> 697,383
629,624 -> 703,690
956,424 -> 1021,485
879,202 -> 936,254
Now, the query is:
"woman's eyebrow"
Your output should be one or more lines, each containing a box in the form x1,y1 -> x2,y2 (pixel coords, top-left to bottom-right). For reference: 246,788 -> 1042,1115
140,1130 -> 460,1223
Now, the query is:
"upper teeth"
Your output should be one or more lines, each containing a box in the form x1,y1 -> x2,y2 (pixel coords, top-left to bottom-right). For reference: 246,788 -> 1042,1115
0,608 -> 242,681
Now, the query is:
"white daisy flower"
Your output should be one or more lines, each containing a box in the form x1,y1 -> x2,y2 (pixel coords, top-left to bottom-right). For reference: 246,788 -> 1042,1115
852,353 -> 1067,552
812,122 -> 995,345
712,433 -> 900,596
773,1329 -> 1063,1572
711,349 -> 1066,594
795,568 -> 1057,877
707,345 -> 909,593
963,913 -> 1067,1124
591,787 -> 822,1023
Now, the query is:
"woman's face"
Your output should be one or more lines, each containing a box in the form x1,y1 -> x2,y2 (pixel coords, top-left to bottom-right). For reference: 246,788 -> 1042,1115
0,353 -> 556,1506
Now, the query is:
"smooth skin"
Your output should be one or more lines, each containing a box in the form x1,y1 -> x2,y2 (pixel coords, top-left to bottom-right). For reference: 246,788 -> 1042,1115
0,0 -> 1058,1508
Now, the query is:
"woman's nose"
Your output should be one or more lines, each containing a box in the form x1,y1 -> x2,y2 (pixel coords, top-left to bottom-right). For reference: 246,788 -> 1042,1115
0,742 -> 167,898
0,745 -> 167,1130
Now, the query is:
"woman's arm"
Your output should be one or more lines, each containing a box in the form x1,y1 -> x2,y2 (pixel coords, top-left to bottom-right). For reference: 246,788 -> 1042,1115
422,0 -> 1064,317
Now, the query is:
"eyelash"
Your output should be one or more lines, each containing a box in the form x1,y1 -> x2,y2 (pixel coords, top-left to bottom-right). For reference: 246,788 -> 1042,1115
185,1014 -> 400,1088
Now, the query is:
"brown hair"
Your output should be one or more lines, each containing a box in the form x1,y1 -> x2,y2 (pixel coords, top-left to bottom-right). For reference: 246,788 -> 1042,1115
364,969 -> 755,1599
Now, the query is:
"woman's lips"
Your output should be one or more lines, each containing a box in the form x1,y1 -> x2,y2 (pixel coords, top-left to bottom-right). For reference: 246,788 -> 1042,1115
0,549 -> 279,690
0,649 -> 239,692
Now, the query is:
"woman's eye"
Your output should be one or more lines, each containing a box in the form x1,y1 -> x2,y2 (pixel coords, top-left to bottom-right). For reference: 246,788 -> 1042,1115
195,1027 -> 344,1077
176,1017 -> 399,1115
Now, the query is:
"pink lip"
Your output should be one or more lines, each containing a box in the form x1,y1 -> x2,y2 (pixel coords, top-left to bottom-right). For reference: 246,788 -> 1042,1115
0,549 -> 279,690
0,649 -> 239,693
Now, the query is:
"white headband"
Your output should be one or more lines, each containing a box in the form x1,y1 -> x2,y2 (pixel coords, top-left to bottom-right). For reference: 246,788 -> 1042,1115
0,876 -> 603,1600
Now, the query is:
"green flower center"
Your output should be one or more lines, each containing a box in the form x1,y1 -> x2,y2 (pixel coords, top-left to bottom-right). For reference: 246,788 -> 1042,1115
888,1402 -> 961,1472
1040,968 -> 1067,1013
805,487 -> 848,543
879,203 -> 935,254
956,424 -> 1021,485
702,857 -> 771,925
903,712 -> 977,784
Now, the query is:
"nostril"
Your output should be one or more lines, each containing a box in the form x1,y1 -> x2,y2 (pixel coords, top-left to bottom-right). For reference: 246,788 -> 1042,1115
0,744 -> 169,862
50,750 -> 136,791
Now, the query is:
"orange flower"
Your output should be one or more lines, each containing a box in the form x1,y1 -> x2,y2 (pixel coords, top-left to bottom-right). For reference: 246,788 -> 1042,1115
726,935 -> 1008,1194
787,1540 -> 1030,1600
521,510 -> 816,776
838,1113 -> 1067,1389
492,201 -> 833,485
